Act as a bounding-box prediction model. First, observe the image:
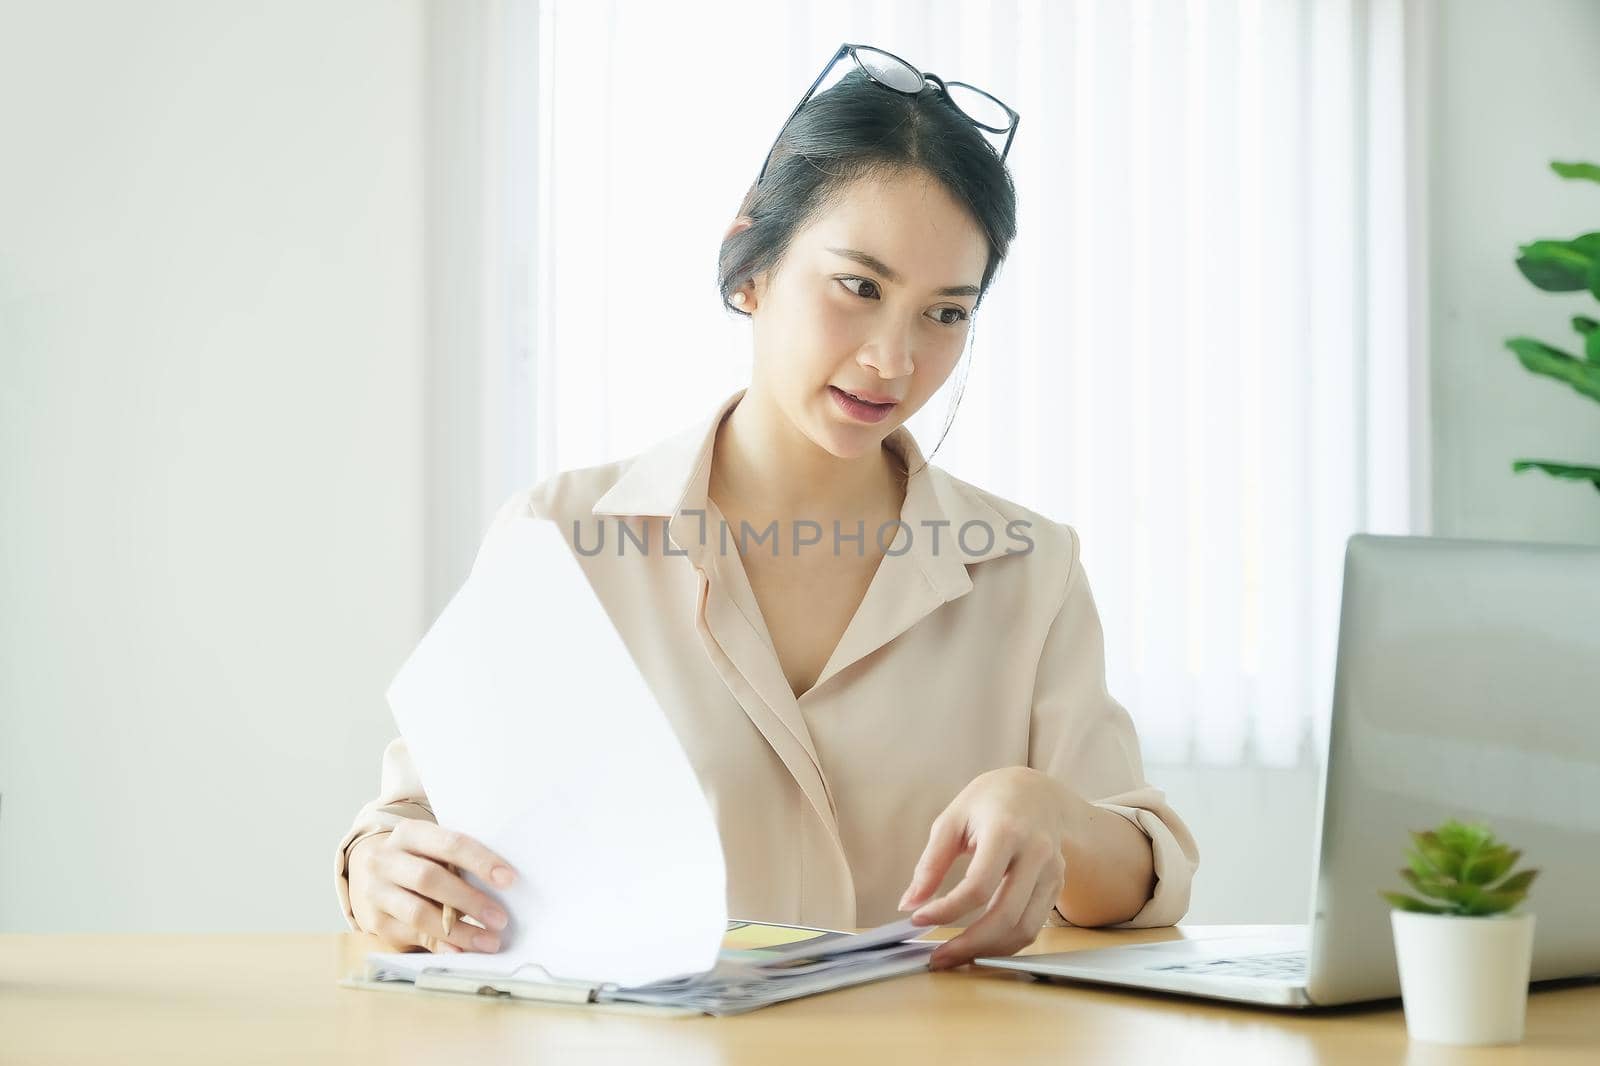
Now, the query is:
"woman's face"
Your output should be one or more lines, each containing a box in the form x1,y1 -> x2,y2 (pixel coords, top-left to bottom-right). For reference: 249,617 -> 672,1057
738,168 -> 990,461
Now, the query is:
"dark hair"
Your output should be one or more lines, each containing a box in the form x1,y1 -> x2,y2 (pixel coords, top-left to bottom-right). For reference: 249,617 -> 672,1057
716,66 -> 1019,472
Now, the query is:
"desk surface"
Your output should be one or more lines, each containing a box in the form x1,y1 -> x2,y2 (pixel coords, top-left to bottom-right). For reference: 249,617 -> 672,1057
3,925 -> 1596,1065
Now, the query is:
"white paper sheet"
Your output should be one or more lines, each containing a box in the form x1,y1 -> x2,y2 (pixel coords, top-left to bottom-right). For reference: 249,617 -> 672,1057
382,514 -> 728,986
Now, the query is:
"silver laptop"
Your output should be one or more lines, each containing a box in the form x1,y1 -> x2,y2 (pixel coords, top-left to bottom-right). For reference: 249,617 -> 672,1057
977,533 -> 1600,1007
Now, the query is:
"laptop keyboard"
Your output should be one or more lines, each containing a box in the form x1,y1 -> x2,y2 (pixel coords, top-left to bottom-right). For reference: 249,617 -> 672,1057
1148,950 -> 1308,983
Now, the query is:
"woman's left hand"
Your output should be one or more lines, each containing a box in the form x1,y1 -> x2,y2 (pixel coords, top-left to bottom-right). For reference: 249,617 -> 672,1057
897,766 -> 1084,970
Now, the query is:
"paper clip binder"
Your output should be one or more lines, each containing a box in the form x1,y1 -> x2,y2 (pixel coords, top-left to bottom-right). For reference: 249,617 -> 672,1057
339,959 -> 701,1018
412,963 -> 600,1004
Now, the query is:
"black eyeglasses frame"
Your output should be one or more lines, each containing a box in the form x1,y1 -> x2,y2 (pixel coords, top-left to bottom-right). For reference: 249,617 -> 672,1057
754,42 -> 1020,189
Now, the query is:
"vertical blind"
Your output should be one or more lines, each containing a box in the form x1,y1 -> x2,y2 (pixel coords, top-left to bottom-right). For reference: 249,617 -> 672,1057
466,0 -> 1423,768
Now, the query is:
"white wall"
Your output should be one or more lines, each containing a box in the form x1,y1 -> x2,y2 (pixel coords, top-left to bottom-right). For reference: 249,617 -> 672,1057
0,1 -> 425,931
1145,763 -> 1320,924
1427,0 -> 1600,545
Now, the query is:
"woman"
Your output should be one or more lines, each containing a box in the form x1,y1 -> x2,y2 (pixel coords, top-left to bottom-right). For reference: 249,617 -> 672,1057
338,47 -> 1199,972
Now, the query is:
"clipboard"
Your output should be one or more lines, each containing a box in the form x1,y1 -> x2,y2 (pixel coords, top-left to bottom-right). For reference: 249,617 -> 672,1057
335,961 -> 701,1018
335,920 -> 851,1018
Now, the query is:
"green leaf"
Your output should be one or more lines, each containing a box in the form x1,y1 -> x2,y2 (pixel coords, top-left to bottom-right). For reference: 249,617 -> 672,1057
1382,891 -> 1450,914
1517,239 -> 1594,291
1407,832 -> 1444,877
1406,848 -> 1440,881
1492,868 -> 1540,896
1413,831 -> 1464,880
1578,317 -> 1600,363
1470,889 -> 1528,916
1455,883 -> 1502,914
1552,160 -> 1600,184
1590,254 -> 1600,301
1505,336 -> 1600,403
1401,866 -> 1457,901
1462,846 -> 1518,886
1513,460 -> 1600,493
1437,820 -> 1493,857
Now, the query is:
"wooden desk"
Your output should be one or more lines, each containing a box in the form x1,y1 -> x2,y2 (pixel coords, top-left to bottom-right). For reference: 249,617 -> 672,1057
3,925 -> 1595,1064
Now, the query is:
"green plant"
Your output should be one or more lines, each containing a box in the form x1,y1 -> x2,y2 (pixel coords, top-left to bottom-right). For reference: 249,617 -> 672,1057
1504,160 -> 1600,494
1381,819 -> 1539,917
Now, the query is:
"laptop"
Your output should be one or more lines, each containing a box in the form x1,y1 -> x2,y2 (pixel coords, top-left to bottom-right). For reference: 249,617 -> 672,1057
976,533 -> 1600,1007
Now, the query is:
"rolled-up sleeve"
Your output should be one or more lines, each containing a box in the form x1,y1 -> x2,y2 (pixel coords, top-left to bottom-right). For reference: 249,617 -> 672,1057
333,735 -> 437,932
1026,524 -> 1200,928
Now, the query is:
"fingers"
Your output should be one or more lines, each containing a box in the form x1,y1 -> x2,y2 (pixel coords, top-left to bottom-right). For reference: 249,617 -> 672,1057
388,821 -> 515,930
367,911 -> 463,954
373,879 -> 503,953
350,824 -> 511,954
899,814 -> 968,912
1014,858 -> 1067,940
392,819 -> 518,891
910,827 -> 1013,927
346,832 -> 395,935
384,848 -> 510,937
930,850 -> 1063,970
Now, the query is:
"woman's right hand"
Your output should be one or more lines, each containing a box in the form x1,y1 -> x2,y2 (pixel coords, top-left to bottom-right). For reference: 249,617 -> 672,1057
347,819 -> 518,954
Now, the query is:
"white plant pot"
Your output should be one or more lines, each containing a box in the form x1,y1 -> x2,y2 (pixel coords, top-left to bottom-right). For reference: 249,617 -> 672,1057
1390,910 -> 1536,1046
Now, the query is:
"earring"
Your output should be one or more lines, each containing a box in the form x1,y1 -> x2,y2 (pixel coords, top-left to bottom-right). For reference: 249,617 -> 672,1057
732,291 -> 747,307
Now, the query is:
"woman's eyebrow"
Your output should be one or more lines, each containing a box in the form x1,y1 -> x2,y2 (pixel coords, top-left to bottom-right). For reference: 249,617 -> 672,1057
825,247 -> 980,297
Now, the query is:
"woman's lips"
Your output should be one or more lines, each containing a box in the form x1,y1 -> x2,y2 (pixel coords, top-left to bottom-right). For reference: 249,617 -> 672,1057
829,385 -> 896,423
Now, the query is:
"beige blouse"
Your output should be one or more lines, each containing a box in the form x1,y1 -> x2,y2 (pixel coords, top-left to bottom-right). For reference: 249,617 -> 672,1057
335,386 -> 1200,934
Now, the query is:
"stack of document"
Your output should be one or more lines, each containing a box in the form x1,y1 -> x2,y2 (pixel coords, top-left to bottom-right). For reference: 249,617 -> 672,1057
363,917 -> 936,1016
351,514 -> 935,1014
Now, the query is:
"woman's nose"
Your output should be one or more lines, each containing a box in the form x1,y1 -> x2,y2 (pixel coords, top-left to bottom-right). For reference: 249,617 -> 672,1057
858,341 -> 915,379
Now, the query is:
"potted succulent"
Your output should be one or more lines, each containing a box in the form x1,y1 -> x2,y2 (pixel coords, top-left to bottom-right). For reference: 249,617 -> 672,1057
1382,820 -> 1540,1045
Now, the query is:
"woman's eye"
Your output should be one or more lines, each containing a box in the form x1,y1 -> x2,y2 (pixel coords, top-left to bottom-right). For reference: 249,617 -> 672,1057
837,276 -> 880,300
836,277 -> 970,328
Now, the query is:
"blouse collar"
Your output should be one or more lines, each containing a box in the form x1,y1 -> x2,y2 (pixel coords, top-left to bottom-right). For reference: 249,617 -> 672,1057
591,385 -> 1021,590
